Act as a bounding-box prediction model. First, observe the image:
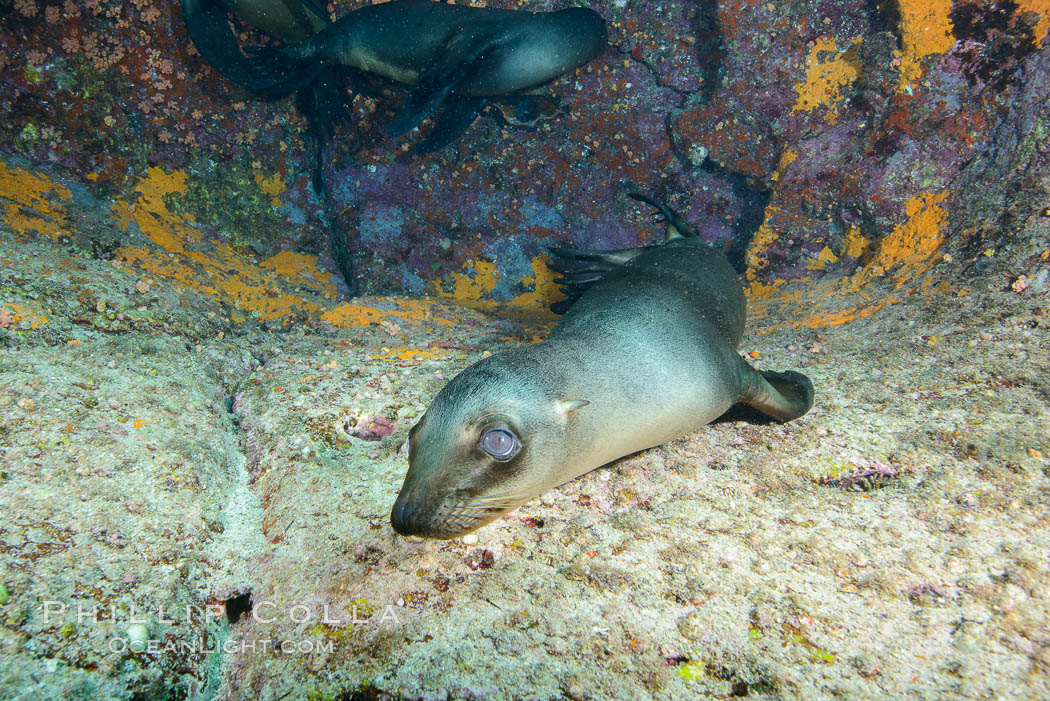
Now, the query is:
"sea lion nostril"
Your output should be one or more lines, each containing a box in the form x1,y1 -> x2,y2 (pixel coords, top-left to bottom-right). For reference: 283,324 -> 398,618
390,498 -> 416,535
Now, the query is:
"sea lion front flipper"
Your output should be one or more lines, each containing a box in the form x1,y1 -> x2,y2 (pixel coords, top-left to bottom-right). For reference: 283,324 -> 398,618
389,28 -> 500,137
736,361 -> 815,423
416,98 -> 490,153
547,245 -> 651,314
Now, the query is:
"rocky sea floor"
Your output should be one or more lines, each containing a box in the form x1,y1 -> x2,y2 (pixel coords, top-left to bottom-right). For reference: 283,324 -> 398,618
1,160 -> 1049,700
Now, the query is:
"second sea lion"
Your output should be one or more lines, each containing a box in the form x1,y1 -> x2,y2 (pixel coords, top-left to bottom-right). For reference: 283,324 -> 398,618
390,192 -> 815,539
244,0 -> 607,150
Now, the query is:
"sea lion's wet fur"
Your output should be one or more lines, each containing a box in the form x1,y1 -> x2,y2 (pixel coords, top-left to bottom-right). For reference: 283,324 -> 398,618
243,0 -> 607,146
392,194 -> 815,539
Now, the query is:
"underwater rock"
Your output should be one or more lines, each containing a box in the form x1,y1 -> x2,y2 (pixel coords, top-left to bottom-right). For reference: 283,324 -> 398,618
2,3 -> 1050,700
347,413 -> 395,441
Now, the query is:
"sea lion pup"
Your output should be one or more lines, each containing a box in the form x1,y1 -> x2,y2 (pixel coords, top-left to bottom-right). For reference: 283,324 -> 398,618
390,193 -> 815,539
243,0 -> 608,151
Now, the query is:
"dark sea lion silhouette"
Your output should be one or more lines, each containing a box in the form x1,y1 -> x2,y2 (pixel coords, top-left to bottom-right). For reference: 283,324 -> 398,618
243,0 -> 607,151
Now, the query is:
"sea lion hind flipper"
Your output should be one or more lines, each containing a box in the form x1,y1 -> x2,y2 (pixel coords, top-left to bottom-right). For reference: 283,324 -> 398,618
182,0 -> 262,87
389,28 -> 500,137
546,246 -> 644,273
241,44 -> 324,97
627,192 -> 699,241
295,70 -> 354,140
546,245 -> 649,314
736,362 -> 815,423
415,98 -> 489,153
553,271 -> 607,286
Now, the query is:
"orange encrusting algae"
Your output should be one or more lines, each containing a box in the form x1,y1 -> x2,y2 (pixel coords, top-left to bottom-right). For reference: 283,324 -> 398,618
320,298 -> 462,329
0,301 -> 49,330
841,225 -> 870,259
744,205 -> 781,281
1017,0 -> 1050,46
259,250 -> 336,295
805,246 -> 841,271
368,347 -> 452,362
896,0 -> 955,91
899,0 -> 955,57
746,190 -> 949,330
843,190 -> 949,292
433,253 -> 564,313
112,167 -> 339,324
254,173 -> 287,208
792,37 -> 863,123
0,161 -> 73,241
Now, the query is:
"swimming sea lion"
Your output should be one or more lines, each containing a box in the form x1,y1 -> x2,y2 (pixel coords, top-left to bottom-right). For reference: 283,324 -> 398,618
390,193 -> 815,539
243,0 -> 607,150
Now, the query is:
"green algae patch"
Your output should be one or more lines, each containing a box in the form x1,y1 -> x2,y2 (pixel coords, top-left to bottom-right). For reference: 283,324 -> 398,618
173,157 -> 303,252
784,624 -> 838,665
676,660 -> 706,681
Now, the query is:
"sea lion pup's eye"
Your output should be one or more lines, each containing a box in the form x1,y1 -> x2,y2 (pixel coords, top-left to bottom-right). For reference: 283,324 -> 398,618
479,427 -> 520,460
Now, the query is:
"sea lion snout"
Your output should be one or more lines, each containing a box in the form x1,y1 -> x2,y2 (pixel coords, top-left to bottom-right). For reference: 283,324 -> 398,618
388,357 -> 600,539
389,496 -> 414,535
390,491 -> 428,537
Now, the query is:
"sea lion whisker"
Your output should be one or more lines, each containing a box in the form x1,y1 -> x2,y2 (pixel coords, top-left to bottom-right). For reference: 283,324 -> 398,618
461,491 -> 533,506
455,498 -> 512,510
440,517 -> 483,534
446,507 -> 496,517
454,499 -> 523,513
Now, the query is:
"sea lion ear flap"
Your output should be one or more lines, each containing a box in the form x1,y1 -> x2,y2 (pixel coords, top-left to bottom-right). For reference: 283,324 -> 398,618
556,399 -> 590,417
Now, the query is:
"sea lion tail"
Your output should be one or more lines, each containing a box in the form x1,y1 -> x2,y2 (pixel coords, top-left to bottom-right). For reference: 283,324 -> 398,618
546,245 -> 649,314
737,362 -> 815,422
